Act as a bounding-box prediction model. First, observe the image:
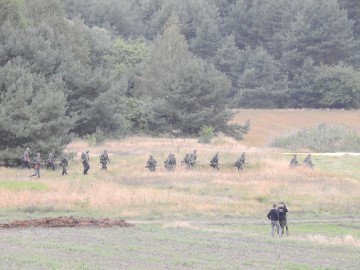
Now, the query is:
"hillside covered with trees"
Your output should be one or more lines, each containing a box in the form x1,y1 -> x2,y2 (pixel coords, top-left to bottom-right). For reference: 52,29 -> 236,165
0,0 -> 359,164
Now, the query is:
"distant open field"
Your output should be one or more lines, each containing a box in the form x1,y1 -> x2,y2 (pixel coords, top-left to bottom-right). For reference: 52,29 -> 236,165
0,109 -> 360,269
233,109 -> 360,147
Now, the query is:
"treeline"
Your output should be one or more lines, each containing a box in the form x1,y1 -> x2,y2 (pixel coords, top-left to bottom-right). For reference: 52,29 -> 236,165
0,0 -> 359,164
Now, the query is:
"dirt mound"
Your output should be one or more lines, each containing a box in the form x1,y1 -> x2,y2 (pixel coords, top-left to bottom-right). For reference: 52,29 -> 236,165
0,216 -> 134,229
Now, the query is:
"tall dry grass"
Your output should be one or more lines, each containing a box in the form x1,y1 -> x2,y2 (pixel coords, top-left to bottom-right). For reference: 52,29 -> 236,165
0,137 -> 359,218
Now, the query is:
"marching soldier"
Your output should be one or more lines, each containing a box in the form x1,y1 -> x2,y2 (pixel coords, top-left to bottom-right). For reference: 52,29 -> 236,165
146,155 -> 157,171
210,152 -> 219,170
81,150 -> 90,174
99,150 -> 110,170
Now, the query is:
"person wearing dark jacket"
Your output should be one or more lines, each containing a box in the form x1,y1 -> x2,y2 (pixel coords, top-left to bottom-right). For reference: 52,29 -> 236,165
267,204 -> 282,236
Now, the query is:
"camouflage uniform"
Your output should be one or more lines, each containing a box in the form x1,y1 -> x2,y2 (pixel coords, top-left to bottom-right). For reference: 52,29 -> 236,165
210,152 -> 219,170
182,153 -> 191,169
60,155 -> 68,175
277,202 -> 289,236
303,154 -> 314,168
99,150 -> 109,170
82,150 -> 90,174
146,155 -> 157,171
164,154 -> 176,171
30,153 -> 41,178
234,152 -> 246,170
189,149 -> 197,168
289,154 -> 299,168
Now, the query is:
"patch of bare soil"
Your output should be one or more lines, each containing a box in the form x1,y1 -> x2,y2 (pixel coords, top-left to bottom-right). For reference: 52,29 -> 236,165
0,216 -> 134,229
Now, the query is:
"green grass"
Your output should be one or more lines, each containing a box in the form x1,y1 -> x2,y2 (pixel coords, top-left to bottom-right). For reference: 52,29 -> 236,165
0,181 -> 49,191
0,222 -> 359,270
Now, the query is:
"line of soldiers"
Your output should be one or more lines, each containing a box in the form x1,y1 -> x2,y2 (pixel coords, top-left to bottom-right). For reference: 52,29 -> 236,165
146,150 -> 247,172
289,154 -> 314,169
23,148 -> 69,178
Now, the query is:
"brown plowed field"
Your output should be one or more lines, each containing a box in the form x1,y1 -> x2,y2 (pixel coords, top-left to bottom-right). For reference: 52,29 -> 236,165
233,109 -> 360,147
0,216 -> 133,229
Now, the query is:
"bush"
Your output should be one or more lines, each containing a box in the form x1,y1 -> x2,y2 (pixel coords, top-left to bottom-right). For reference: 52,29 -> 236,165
270,123 -> 360,152
198,125 -> 214,144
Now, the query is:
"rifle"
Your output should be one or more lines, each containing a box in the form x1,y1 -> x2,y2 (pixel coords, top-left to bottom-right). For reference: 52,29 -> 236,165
145,165 -> 159,168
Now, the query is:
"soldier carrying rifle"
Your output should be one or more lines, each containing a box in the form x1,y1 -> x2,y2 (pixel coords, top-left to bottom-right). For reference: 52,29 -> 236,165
210,152 -> 219,170
164,154 -> 176,171
146,155 -> 157,171
99,150 -> 110,170
234,152 -> 246,170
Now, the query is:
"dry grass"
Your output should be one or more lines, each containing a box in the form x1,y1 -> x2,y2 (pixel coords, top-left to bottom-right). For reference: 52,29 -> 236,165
306,234 -> 360,247
233,109 -> 360,147
0,137 -> 359,218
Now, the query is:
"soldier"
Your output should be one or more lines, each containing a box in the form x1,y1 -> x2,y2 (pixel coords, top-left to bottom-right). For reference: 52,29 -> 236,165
30,153 -> 41,178
47,150 -> 56,170
278,202 -> 289,236
210,152 -> 219,170
81,150 -> 90,175
99,150 -> 110,170
234,152 -> 246,170
182,153 -> 191,169
146,155 -> 157,171
60,154 -> 69,176
164,153 -> 176,171
189,149 -> 197,168
289,154 -> 299,168
267,204 -> 282,237
304,154 -> 314,168
22,147 -> 31,169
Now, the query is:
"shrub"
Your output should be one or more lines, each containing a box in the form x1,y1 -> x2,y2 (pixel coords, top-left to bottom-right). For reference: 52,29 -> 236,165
198,125 -> 215,144
270,123 -> 360,152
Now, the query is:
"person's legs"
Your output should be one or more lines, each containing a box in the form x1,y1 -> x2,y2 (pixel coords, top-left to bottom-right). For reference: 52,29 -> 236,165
271,221 -> 276,236
276,221 -> 282,236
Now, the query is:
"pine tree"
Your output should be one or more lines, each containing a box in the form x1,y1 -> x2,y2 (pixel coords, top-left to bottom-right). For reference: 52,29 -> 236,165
0,62 -> 73,166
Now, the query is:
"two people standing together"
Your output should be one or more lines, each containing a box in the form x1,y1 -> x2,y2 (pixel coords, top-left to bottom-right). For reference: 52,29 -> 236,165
267,202 -> 289,237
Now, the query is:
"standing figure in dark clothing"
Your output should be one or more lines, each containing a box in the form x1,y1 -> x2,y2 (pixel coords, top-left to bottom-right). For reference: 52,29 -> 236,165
289,154 -> 299,168
164,154 -> 176,171
267,204 -> 282,236
304,154 -> 314,168
234,152 -> 246,170
81,150 -> 90,175
60,155 -> 68,176
210,152 -> 219,170
189,149 -> 197,168
99,150 -> 110,170
182,153 -> 191,169
146,155 -> 157,171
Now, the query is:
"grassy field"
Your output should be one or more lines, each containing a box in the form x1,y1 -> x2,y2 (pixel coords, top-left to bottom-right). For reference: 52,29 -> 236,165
0,109 -> 360,269
233,109 -> 360,146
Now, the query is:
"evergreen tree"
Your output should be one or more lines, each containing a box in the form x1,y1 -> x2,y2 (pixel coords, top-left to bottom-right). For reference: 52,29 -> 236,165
314,64 -> 360,109
212,35 -> 241,90
282,0 -> 355,76
0,62 -> 73,166
138,18 -> 249,138
190,16 -> 221,60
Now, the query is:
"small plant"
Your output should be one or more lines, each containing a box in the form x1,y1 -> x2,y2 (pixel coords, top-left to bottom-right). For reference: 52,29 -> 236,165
85,127 -> 106,146
94,127 -> 106,145
198,125 -> 214,144
85,134 -> 96,146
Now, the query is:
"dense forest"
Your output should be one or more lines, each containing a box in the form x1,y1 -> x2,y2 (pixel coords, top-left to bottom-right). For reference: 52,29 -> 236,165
0,0 -> 360,164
